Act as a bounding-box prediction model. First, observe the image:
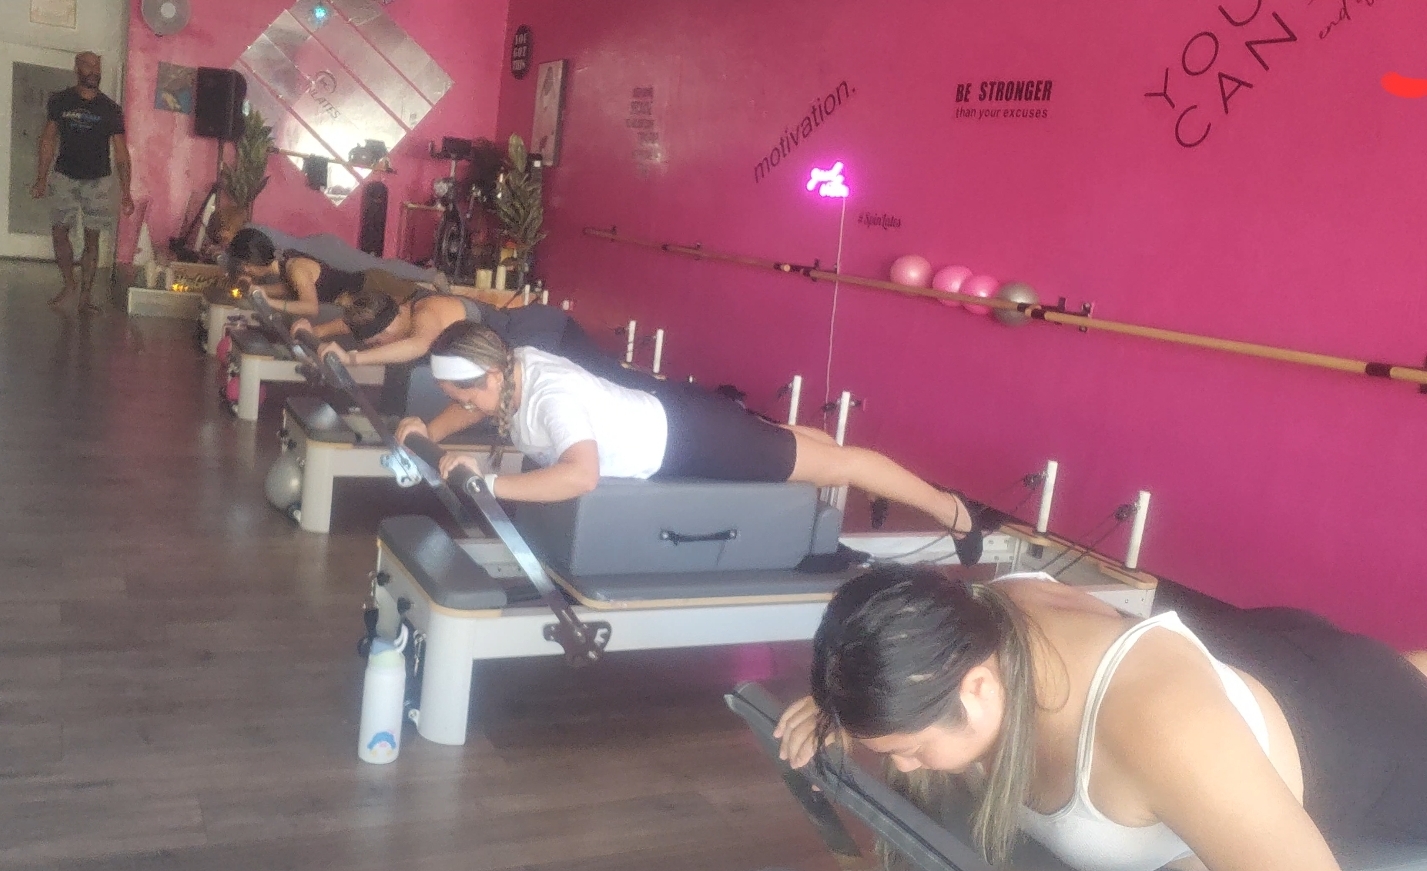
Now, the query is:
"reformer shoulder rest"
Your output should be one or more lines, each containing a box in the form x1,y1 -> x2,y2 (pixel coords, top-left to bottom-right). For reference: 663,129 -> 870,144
726,683 -> 1427,871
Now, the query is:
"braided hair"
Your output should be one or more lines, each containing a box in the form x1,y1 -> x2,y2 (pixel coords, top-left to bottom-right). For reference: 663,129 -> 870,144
428,321 -> 517,463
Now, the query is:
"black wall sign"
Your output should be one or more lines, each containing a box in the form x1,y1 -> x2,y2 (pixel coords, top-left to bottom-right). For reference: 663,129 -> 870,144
511,25 -> 532,79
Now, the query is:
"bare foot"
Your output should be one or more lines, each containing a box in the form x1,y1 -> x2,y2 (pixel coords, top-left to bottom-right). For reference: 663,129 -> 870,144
77,295 -> 101,314
48,288 -> 74,308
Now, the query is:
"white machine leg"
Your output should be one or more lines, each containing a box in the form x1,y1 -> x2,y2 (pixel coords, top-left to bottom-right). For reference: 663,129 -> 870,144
236,356 -> 263,421
298,444 -> 335,534
416,611 -> 481,746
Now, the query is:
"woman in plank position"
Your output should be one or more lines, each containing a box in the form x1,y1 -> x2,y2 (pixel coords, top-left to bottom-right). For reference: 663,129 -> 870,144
227,227 -> 418,319
775,564 -> 1427,871
293,288 -> 640,389
394,321 -> 989,562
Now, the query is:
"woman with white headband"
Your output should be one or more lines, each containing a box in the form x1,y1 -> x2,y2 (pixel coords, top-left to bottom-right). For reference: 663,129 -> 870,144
395,321 -> 992,562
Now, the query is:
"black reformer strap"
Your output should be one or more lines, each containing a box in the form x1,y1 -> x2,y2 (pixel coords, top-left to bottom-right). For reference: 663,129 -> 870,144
401,434 -> 611,667
726,682 -> 998,871
249,290 -> 423,487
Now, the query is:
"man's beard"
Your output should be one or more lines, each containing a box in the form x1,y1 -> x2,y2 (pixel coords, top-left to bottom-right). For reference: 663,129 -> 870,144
79,74 -> 100,89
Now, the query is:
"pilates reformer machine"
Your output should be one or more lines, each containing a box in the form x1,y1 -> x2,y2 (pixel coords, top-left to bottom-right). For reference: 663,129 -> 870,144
219,304 -> 387,422
727,682 -> 1427,871
262,289 -> 1162,752
246,293 -> 516,532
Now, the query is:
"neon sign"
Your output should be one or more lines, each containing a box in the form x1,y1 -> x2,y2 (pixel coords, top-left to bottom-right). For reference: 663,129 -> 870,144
807,161 -> 850,198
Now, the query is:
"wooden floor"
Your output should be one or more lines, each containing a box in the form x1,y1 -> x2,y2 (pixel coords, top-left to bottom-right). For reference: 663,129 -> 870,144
0,262 -> 835,871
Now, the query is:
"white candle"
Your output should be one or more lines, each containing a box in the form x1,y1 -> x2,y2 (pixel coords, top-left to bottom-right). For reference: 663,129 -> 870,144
522,284 -> 530,306
1125,490 -> 1151,570
494,265 -> 507,292
540,288 -> 549,306
834,391 -> 852,445
1035,460 -> 1059,535
652,329 -> 665,374
625,320 -> 637,363
787,375 -> 803,426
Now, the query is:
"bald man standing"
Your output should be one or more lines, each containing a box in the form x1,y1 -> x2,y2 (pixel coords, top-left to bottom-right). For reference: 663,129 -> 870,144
31,52 -> 134,312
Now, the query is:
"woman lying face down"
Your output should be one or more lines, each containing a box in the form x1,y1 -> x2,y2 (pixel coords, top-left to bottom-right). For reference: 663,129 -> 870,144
775,565 -> 1427,871
393,321 -> 991,560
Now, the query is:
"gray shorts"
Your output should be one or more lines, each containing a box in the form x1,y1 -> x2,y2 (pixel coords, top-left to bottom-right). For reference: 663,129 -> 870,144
49,173 -> 116,232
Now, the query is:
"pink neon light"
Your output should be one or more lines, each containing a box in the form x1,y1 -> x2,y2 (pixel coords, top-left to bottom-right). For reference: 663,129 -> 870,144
807,161 -> 850,198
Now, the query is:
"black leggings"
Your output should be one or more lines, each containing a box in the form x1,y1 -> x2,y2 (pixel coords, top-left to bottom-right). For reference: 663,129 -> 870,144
1153,580 -> 1427,848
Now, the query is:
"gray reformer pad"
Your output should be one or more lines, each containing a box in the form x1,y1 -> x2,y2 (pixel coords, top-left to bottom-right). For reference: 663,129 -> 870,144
728,683 -> 1427,871
512,478 -> 843,578
378,515 -> 857,608
230,327 -> 289,360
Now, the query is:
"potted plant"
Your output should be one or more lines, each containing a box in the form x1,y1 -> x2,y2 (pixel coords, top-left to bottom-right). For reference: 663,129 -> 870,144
494,133 -> 546,289
217,108 -> 275,228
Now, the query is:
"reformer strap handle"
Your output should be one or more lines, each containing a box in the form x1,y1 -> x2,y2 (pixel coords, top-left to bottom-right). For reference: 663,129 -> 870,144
659,528 -> 738,545
401,433 -> 611,667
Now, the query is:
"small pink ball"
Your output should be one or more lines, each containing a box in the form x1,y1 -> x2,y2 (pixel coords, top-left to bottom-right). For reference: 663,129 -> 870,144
889,254 -> 933,288
960,274 -> 999,316
931,265 -> 973,308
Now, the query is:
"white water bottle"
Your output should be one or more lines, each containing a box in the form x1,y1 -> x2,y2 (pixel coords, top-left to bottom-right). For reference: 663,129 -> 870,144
357,624 -> 408,764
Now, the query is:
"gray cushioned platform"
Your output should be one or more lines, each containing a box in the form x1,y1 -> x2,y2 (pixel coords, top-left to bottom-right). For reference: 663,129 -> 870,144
512,478 -> 840,577
230,327 -> 286,359
286,396 -> 360,444
378,516 -> 507,611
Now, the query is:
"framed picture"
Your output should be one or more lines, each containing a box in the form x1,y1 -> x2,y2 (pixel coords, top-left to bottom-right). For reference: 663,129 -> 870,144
154,62 -> 196,114
30,0 -> 77,28
530,59 -> 567,167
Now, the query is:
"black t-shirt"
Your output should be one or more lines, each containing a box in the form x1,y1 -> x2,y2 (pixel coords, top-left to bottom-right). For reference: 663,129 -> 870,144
46,87 -> 125,181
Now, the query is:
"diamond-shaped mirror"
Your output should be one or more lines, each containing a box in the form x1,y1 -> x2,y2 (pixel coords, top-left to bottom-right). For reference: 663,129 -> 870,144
236,0 -> 453,204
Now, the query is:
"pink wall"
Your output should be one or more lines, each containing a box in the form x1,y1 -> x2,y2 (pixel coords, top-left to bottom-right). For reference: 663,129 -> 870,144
121,0 -> 510,260
497,0 -> 1427,646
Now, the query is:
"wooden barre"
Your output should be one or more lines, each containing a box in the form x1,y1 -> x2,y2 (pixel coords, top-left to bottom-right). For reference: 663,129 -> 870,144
583,227 -> 1427,389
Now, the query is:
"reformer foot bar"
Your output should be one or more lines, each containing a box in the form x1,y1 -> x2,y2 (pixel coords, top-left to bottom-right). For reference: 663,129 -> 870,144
727,685 -> 1427,871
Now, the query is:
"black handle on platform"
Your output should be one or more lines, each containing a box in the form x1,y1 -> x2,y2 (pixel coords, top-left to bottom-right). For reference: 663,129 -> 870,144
659,528 -> 738,545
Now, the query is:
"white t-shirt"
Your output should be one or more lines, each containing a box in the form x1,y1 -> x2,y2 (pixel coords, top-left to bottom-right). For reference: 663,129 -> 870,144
510,347 -> 669,478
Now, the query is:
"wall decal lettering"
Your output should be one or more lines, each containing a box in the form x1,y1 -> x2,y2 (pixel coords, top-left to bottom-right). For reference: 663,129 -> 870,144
627,86 -> 663,175
1314,0 -> 1385,40
1144,1 -> 1300,148
857,212 -> 902,230
752,81 -> 856,184
953,79 -> 1054,120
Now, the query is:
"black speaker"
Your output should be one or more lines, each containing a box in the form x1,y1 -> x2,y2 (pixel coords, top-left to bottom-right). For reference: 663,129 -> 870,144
194,68 -> 247,141
359,181 -> 389,257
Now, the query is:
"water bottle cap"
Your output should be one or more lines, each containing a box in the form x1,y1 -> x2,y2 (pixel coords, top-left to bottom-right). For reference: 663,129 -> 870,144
369,647 -> 405,668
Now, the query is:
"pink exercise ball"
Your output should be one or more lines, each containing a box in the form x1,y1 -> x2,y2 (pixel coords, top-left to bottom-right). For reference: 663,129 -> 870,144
889,254 -> 933,288
960,274 -> 999,316
931,265 -> 973,309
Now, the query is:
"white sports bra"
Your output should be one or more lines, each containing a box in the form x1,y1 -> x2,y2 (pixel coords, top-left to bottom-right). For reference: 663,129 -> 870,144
1018,611 -> 1270,871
